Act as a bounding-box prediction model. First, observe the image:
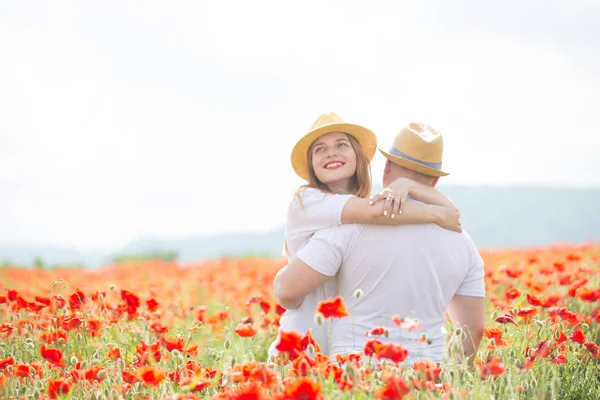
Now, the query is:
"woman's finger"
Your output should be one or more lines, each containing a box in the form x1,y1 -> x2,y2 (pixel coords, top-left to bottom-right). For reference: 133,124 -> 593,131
369,194 -> 382,206
383,194 -> 394,216
391,197 -> 401,219
399,194 -> 408,214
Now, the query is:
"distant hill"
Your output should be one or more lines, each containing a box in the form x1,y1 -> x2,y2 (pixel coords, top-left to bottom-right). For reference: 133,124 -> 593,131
1,186 -> 599,268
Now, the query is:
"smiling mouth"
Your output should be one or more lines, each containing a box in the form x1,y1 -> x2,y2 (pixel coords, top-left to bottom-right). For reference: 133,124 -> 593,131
324,161 -> 345,170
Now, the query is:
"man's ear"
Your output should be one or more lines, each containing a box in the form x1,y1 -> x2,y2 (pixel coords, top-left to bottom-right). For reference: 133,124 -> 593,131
382,160 -> 392,185
384,160 -> 392,174
432,177 -> 440,187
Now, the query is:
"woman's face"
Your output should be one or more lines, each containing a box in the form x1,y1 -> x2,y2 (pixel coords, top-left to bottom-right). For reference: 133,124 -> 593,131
310,132 -> 357,190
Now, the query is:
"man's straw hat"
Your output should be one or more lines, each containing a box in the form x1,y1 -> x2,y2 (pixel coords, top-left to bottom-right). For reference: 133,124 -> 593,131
291,112 -> 377,181
379,122 -> 449,177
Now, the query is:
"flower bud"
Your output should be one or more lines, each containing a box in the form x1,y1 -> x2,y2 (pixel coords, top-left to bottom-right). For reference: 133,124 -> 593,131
534,319 -> 545,328
224,340 -> 231,349
314,312 -> 324,326
353,289 -> 363,299
117,358 -> 125,372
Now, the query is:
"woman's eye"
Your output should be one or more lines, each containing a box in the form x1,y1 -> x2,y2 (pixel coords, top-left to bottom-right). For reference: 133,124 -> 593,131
338,142 -> 348,148
314,147 -> 324,153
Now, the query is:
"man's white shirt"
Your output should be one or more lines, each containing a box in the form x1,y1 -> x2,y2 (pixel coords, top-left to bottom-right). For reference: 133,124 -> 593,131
296,222 -> 486,364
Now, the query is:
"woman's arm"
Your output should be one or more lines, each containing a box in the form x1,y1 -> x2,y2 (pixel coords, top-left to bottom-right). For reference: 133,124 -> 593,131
342,197 -> 462,232
370,177 -> 457,218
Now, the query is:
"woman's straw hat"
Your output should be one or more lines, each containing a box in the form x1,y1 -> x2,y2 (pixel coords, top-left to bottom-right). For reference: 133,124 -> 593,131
291,112 -> 377,181
379,122 -> 449,177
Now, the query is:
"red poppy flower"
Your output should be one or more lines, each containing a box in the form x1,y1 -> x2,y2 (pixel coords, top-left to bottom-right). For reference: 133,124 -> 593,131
570,329 -> 586,344
504,287 -> 521,300
48,379 -> 72,399
34,296 -> 51,306
165,337 -> 185,352
584,342 -> 600,359
484,327 -> 506,347
549,354 -> 567,364
121,290 -> 141,308
7,289 -> 18,302
14,364 -> 32,378
526,293 -> 543,307
83,365 -> 105,383
0,357 -> 14,369
495,313 -> 518,326
413,361 -> 442,381
316,296 -> 349,319
516,307 -> 536,317
107,346 -> 121,360
68,289 -> 86,310
180,376 -> 211,392
137,365 -> 166,387
234,322 -> 258,337
392,315 -> 423,331
479,356 -> 506,377
375,373 -> 410,399
123,370 -> 140,384
284,376 -> 323,400
366,327 -> 387,337
146,298 -> 159,312
40,344 -> 66,367
60,315 -> 85,331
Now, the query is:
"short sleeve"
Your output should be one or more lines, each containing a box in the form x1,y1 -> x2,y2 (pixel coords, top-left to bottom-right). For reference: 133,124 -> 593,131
456,237 -> 486,297
295,225 -> 359,277
286,188 -> 353,240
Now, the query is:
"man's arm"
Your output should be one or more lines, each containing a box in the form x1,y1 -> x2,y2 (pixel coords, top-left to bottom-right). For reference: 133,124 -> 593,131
446,294 -> 485,366
273,226 -> 349,310
273,257 -> 331,310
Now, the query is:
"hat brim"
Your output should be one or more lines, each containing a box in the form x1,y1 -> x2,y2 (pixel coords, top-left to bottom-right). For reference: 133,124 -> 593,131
291,122 -> 377,181
378,148 -> 450,177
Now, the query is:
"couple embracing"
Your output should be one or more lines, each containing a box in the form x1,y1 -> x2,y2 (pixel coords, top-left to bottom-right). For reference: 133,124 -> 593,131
270,112 -> 485,366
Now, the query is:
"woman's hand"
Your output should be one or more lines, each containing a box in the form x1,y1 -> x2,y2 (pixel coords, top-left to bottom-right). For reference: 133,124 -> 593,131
435,206 -> 463,232
369,178 -> 417,219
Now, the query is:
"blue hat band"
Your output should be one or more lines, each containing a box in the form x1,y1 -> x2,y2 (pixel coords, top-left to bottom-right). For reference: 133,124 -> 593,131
388,147 -> 442,170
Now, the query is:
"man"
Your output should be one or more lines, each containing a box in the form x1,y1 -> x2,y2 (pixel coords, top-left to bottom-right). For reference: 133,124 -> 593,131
274,122 -> 485,366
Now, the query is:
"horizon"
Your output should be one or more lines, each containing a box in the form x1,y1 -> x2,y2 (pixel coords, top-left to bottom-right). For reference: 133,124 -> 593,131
1,184 -> 598,254
1,1 -> 599,250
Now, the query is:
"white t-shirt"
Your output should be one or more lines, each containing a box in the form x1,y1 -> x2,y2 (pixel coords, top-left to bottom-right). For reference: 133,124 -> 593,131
296,222 -> 485,365
268,188 -> 352,357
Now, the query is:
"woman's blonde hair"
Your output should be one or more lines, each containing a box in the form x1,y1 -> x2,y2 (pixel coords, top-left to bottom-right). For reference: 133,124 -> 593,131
283,133 -> 372,256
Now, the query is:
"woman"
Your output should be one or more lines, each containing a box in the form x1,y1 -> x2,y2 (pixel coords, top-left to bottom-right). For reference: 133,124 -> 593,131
269,112 -> 460,357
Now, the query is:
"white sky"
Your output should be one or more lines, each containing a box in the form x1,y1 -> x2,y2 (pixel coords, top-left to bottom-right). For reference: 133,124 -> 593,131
1,0 -> 599,250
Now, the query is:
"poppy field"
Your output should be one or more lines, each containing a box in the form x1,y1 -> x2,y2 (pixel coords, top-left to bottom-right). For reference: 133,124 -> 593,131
0,244 -> 599,399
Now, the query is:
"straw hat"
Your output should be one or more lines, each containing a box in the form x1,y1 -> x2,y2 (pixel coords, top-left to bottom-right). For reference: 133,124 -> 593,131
379,122 -> 449,177
291,112 -> 377,181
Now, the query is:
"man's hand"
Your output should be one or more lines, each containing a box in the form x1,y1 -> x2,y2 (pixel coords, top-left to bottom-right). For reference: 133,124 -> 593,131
273,256 -> 331,310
